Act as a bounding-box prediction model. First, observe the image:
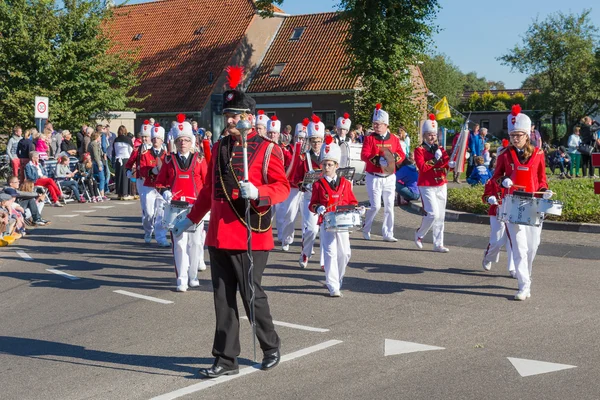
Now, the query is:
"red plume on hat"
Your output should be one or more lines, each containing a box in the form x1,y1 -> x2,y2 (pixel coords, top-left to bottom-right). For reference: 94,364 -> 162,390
154,122 -> 160,127
176,114 -> 186,123
429,113 -> 436,121
143,120 -> 149,125
511,104 -> 522,116
302,118 -> 309,127
311,115 -> 320,124
258,110 -> 265,115
343,112 -> 350,119
502,139 -> 509,147
271,115 -> 278,121
375,103 -> 381,111
325,135 -> 333,145
225,65 -> 244,89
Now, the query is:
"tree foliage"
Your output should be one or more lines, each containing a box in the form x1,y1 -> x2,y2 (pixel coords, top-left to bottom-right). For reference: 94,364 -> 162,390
0,0 -> 143,135
419,53 -> 464,106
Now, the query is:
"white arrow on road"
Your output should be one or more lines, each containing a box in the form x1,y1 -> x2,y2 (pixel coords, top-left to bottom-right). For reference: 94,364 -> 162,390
384,339 -> 445,356
508,357 -> 576,377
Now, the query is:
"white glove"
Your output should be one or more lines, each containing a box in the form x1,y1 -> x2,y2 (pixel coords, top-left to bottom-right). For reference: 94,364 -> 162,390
448,161 -> 456,169
152,166 -> 159,175
465,152 -> 471,159
434,149 -> 442,160
316,205 -> 326,215
502,178 -> 513,188
126,170 -> 133,179
379,157 -> 388,167
487,196 -> 498,205
542,190 -> 553,200
240,181 -> 259,200
173,217 -> 194,236
162,190 -> 173,202
358,206 -> 366,215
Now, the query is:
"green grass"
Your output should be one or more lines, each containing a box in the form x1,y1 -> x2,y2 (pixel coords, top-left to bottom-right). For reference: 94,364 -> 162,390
447,177 -> 600,224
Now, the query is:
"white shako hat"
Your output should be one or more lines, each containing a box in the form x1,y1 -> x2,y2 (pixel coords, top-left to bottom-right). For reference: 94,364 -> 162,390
308,115 -> 325,139
320,135 -> 341,164
336,112 -> 351,130
151,123 -> 165,140
256,110 -> 270,127
507,104 -> 531,134
174,113 -> 194,141
372,103 -> 389,125
295,118 -> 309,139
268,115 -> 281,133
422,113 -> 438,134
140,119 -> 152,137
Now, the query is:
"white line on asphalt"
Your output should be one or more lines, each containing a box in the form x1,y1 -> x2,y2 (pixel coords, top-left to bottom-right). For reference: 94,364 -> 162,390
16,251 -> 33,261
119,202 -> 135,205
46,269 -> 80,280
53,214 -> 78,218
93,206 -> 115,209
73,210 -> 97,213
150,339 -> 343,400
240,316 -> 329,332
113,290 -> 173,304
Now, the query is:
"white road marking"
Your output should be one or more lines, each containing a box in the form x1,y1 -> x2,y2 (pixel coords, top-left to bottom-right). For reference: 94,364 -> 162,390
384,339 -> 445,356
93,206 -> 115,209
119,202 -> 135,205
113,290 -> 173,304
508,357 -> 577,377
73,210 -> 97,213
16,251 -> 33,261
150,339 -> 343,400
240,316 -> 329,332
53,214 -> 78,218
46,269 -> 80,280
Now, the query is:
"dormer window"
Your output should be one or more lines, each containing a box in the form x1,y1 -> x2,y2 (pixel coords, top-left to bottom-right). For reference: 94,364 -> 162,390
132,33 -> 143,41
194,27 -> 205,35
270,63 -> 286,77
289,27 -> 305,41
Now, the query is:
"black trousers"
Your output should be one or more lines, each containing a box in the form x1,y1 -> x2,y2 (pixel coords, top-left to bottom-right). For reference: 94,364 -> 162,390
208,247 -> 280,368
18,198 -> 40,221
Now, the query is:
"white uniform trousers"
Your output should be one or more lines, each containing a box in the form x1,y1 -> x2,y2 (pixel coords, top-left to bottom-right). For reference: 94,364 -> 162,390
171,225 -> 203,289
363,173 -> 396,239
301,190 -> 319,260
138,185 -> 167,242
416,185 -> 447,248
506,222 -> 542,292
136,178 -> 145,225
483,217 -> 515,273
276,188 -> 304,245
321,228 -> 350,294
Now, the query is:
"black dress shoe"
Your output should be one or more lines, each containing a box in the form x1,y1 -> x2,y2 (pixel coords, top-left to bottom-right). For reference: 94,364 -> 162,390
198,364 -> 239,378
260,350 -> 280,371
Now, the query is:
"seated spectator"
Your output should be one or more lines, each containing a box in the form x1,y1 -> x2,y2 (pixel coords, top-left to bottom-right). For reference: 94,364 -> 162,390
3,177 -> 49,226
79,153 -> 101,202
551,146 -> 572,179
488,151 -> 498,172
56,155 -> 85,203
24,151 -> 64,207
467,156 -> 492,186
482,142 -> 491,167
0,192 -> 25,243
5,189 -> 28,238
60,130 -> 78,157
35,129 -> 51,160
395,155 -> 420,205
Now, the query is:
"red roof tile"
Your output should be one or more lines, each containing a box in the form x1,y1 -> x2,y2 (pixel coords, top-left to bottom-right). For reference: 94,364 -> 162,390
247,12 -> 357,93
108,0 -> 256,113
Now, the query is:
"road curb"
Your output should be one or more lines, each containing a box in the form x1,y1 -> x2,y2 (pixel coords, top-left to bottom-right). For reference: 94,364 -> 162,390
408,202 -> 600,233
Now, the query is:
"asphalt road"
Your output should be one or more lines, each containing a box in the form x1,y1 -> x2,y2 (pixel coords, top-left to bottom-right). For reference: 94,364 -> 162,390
1,188 -> 600,400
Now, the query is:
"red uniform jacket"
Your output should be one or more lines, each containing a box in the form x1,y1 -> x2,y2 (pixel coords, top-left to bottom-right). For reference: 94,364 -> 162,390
154,152 -> 207,204
414,144 -> 450,186
125,145 -> 144,178
139,147 -> 167,188
482,178 -> 504,216
360,132 -> 405,175
309,176 -> 358,225
187,130 -> 290,250
289,150 -> 320,189
492,147 -> 548,194
281,144 -> 293,170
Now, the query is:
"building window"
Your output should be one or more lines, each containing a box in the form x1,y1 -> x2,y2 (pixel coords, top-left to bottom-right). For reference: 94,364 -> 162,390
265,111 -> 276,118
132,33 -> 143,41
289,27 -> 305,41
502,119 -> 508,130
314,111 -> 336,129
480,119 -> 490,130
270,63 -> 286,77
208,72 -> 213,84
194,27 -> 205,35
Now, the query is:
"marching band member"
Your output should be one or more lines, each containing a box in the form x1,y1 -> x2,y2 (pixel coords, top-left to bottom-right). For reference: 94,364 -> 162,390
167,114 -> 197,153
414,114 -> 450,252
361,104 -> 405,241
155,126 -> 208,291
277,119 -> 309,251
297,115 -> 324,268
481,177 -> 516,278
174,65 -> 289,377
492,105 -> 550,301
138,123 -> 169,247
309,136 -> 359,297
255,110 -> 270,138
333,113 -> 351,145
126,123 -> 152,237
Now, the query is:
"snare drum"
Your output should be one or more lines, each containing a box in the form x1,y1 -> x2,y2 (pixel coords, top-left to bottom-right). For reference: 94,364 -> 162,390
162,200 -> 197,232
340,143 -> 366,182
323,210 -> 362,232
497,194 -> 563,227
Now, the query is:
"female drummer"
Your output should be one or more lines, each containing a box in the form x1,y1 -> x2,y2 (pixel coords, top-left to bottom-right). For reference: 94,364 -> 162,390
309,136 -> 359,297
492,105 -> 551,301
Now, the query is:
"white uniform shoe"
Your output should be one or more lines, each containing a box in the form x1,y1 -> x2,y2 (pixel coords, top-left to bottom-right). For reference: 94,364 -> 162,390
363,231 -> 371,240
330,290 -> 343,297
282,244 -> 290,252
144,234 -> 152,244
189,279 -> 200,288
414,232 -> 423,249
514,289 -> 531,301
509,270 -> 517,279
298,254 -> 308,268
433,246 -> 449,253
157,240 -> 170,247
482,260 -> 492,271
198,262 -> 207,271
383,237 -> 398,242
176,285 -> 187,292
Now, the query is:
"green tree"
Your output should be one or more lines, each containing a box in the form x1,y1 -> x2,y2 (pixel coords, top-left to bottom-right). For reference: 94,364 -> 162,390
419,53 -> 464,106
0,0 -> 142,135
462,71 -> 488,91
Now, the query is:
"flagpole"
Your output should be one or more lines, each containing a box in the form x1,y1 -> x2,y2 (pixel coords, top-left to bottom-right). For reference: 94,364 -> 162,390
428,91 -> 473,125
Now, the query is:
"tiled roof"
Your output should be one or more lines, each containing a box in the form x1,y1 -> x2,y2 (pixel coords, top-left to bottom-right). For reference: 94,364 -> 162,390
108,0 -> 256,113
247,12 -> 357,93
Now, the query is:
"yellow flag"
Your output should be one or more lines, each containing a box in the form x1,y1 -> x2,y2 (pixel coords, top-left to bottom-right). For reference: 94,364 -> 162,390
433,96 -> 451,120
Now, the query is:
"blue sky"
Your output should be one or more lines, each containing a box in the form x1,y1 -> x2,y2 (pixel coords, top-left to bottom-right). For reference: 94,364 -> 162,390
117,0 -> 598,89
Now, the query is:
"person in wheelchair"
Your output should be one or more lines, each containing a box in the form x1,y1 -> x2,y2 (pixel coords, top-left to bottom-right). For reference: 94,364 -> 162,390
549,146 -> 572,179
55,155 -> 86,202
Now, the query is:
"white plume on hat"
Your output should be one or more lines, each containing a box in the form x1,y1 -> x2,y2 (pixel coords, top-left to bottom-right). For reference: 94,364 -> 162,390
174,113 -> 194,141
140,119 -> 152,137
422,113 -> 438,134
151,123 -> 165,140
268,115 -> 281,133
296,118 -> 309,139
372,103 -> 389,125
320,135 -> 341,164
336,112 -> 351,130
256,110 -> 270,127
308,115 -> 325,139
507,104 -> 531,134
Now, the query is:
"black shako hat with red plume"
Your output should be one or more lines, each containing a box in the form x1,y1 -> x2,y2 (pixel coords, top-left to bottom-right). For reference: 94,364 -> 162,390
222,66 -> 256,115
